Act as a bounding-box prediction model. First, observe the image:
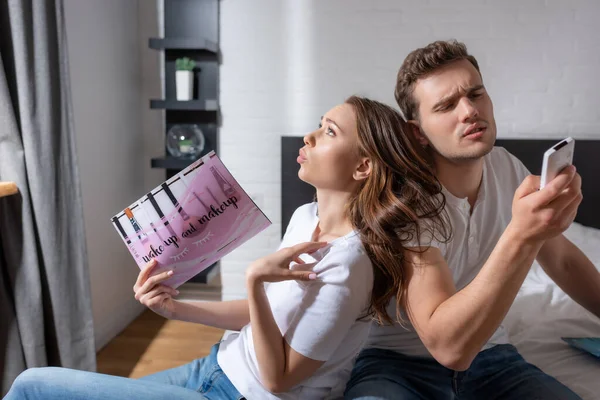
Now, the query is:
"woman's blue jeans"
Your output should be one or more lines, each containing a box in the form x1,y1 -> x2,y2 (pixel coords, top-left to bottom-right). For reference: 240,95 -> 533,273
4,343 -> 243,400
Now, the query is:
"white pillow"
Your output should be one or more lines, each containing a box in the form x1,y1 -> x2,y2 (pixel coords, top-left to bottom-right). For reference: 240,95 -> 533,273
525,222 -> 600,286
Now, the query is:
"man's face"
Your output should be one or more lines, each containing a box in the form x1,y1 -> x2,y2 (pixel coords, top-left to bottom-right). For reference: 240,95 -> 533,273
411,59 -> 496,163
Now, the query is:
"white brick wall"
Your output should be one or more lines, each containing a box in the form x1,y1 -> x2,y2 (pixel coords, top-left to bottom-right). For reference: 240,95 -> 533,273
219,0 -> 600,299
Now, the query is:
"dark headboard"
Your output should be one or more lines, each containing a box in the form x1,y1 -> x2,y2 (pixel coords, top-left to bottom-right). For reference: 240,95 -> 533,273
281,137 -> 600,236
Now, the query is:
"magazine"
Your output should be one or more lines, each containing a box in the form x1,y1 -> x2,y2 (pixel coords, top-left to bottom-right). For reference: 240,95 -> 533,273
111,151 -> 271,288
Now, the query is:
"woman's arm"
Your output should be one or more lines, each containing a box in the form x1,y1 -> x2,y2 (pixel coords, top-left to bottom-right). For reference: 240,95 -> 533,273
246,278 -> 323,393
134,259 -> 249,331
172,299 -> 249,331
245,242 -> 327,393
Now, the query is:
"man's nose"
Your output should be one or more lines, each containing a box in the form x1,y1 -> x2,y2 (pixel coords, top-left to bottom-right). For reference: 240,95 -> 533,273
459,97 -> 479,122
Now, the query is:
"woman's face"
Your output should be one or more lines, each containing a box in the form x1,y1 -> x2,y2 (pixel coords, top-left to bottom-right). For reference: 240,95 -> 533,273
298,103 -> 363,191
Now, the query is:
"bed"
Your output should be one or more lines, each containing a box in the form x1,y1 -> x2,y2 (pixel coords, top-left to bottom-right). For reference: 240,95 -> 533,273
281,137 -> 600,399
498,141 -> 600,400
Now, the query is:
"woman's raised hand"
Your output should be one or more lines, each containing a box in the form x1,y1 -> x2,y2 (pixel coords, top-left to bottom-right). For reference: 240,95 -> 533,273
245,241 -> 328,285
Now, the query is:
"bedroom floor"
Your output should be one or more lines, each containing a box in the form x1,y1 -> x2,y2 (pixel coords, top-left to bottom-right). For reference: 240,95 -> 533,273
96,309 -> 225,378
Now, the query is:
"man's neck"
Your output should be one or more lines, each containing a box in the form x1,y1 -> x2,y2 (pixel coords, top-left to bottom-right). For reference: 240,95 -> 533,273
314,189 -> 354,242
434,155 -> 484,208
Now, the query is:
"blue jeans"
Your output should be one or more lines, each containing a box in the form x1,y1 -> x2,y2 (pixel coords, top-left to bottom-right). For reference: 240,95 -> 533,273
344,344 -> 581,400
4,343 -> 243,400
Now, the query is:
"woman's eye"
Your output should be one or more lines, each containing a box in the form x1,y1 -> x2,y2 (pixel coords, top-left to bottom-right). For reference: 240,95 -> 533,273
326,127 -> 335,136
318,122 -> 323,128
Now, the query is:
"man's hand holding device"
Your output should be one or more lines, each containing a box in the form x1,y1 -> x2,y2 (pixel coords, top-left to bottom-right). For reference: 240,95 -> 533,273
540,137 -> 575,189
509,137 -> 581,243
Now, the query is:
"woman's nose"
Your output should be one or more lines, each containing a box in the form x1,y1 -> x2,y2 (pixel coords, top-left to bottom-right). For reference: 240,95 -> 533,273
303,130 -> 316,146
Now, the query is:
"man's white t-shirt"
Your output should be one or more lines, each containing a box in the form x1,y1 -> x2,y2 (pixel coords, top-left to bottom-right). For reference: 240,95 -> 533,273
218,202 -> 374,399
367,146 -> 531,357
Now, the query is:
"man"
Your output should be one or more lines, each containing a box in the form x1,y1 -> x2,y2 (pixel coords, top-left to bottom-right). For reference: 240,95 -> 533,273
345,40 -> 598,399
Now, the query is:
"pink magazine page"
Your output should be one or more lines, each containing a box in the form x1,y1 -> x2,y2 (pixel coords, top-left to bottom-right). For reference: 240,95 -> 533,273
111,151 -> 271,288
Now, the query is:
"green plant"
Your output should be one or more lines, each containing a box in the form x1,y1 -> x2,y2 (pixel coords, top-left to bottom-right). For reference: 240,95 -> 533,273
176,57 -> 196,71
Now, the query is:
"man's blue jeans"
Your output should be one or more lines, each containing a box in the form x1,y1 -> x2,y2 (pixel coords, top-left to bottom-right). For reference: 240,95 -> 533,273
4,343 -> 243,400
344,344 -> 581,400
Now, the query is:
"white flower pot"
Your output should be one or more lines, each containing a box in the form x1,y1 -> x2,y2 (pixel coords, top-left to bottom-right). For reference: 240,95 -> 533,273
176,70 -> 193,101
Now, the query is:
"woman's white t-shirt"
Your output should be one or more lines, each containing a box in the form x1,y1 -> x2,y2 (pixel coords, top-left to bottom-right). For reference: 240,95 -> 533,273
217,202 -> 374,399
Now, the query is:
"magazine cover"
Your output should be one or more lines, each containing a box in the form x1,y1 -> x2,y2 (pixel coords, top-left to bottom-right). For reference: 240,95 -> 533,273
111,151 -> 271,288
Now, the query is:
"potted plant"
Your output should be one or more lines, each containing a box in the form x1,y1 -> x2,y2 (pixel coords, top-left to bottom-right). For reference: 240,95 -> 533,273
175,57 -> 196,101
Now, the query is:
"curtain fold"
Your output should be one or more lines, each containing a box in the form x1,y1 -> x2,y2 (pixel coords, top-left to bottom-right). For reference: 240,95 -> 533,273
0,0 -> 95,395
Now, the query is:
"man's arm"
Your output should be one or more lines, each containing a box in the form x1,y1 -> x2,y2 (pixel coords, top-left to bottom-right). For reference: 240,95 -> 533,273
404,227 -> 542,371
537,234 -> 600,318
403,168 -> 581,371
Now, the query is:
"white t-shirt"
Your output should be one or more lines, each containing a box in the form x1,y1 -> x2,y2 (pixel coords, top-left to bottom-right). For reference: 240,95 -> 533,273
367,146 -> 530,357
218,202 -> 374,399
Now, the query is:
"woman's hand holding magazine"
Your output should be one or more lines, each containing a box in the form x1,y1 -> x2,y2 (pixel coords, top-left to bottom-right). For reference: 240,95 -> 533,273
133,259 -> 179,319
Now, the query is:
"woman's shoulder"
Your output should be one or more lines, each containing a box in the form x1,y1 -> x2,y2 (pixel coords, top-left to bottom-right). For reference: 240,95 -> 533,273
287,202 -> 317,228
280,203 -> 317,246
292,202 -> 318,217
310,233 -> 373,284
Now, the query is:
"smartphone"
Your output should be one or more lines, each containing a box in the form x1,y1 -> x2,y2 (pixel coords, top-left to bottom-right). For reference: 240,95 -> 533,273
540,137 -> 575,189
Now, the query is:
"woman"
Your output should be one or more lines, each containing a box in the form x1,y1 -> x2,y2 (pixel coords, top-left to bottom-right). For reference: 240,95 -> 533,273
5,96 -> 448,399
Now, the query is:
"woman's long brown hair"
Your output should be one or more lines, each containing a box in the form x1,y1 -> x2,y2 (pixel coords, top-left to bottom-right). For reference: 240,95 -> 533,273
345,96 -> 450,325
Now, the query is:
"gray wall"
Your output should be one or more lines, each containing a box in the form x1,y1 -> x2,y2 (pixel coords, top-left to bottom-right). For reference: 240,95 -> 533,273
64,0 -> 163,350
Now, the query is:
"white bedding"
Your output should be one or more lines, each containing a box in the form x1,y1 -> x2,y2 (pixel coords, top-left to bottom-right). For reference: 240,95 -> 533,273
503,222 -> 600,400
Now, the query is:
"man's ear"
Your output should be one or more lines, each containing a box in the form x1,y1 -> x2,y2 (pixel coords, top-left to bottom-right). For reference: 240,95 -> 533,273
407,120 -> 429,146
354,157 -> 371,181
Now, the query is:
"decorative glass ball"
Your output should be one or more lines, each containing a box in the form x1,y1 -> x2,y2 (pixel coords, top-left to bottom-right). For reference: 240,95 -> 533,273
166,124 -> 205,159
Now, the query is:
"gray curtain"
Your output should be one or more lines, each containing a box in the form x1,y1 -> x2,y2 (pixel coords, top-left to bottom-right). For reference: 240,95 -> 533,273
0,0 -> 95,395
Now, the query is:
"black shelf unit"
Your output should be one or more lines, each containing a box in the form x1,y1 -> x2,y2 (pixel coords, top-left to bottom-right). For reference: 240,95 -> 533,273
150,157 -> 196,170
149,0 -> 220,284
148,37 -> 218,53
149,99 -> 218,111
